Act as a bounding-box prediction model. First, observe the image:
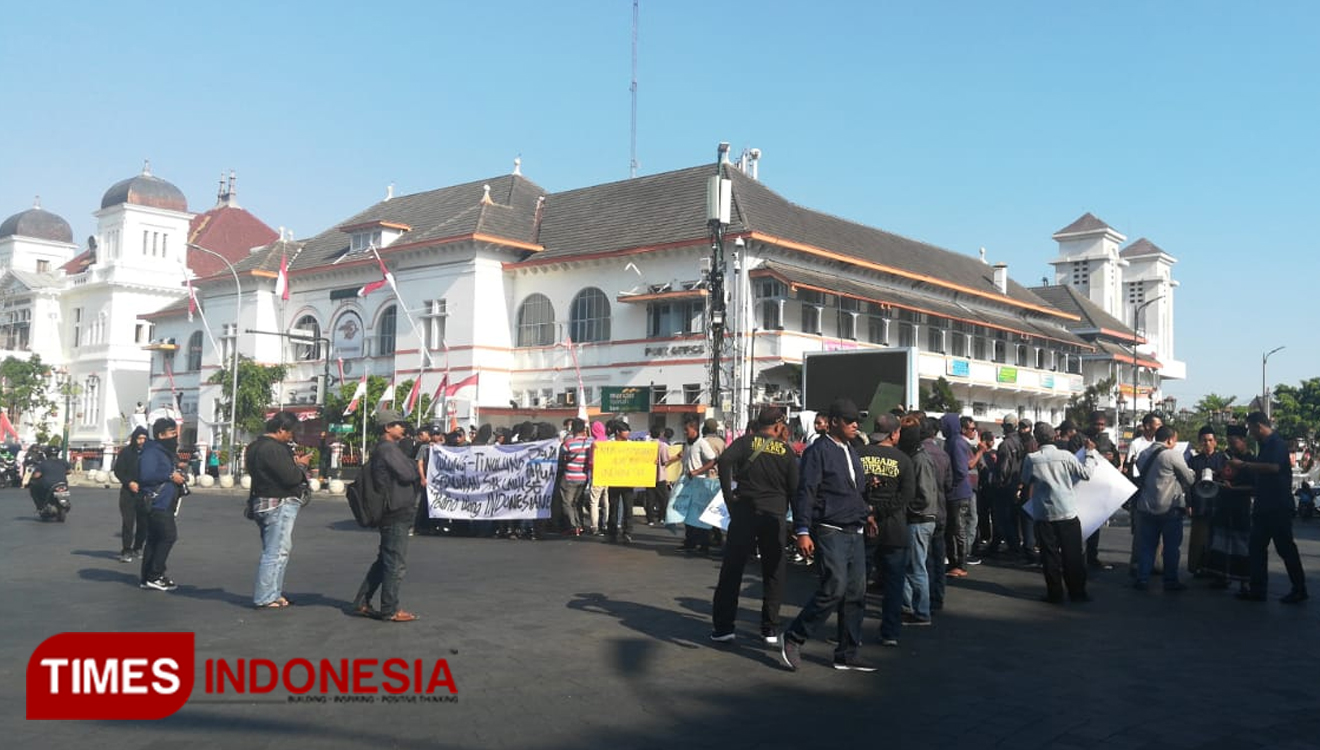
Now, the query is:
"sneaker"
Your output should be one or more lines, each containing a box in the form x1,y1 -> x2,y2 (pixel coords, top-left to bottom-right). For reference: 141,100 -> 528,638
1281,590 -> 1309,604
761,629 -> 780,645
138,581 -> 151,590
880,638 -> 899,647
779,637 -> 801,671
621,533 -> 634,544
832,656 -> 878,672
901,613 -> 931,626
966,557 -> 983,566
144,578 -> 176,592
709,630 -> 736,643
118,552 -> 134,563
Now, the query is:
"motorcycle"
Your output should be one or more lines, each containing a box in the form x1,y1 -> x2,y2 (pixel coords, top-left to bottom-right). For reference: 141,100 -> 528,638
36,482 -> 71,523
0,454 -> 19,487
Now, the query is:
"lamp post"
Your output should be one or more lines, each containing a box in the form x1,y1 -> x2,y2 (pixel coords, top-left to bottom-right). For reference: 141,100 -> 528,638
186,243 -> 241,477
1131,295 -> 1164,419
1262,345 -> 1285,419
54,368 -> 72,462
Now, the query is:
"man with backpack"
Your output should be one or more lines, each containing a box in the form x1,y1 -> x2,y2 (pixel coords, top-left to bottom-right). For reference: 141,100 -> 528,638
351,411 -> 422,622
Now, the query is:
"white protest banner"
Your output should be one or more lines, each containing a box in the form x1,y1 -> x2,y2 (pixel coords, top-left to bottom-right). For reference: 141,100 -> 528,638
1026,455 -> 1135,539
425,439 -> 560,520
698,494 -> 730,531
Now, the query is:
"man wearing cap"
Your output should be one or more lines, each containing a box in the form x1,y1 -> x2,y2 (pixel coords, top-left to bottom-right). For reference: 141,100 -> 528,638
860,413 -> 914,646
352,411 -> 422,621
138,418 -> 188,592
780,398 -> 876,672
711,407 -> 798,645
1230,412 -> 1308,603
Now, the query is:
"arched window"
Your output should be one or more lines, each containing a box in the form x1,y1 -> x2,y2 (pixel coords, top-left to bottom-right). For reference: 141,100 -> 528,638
292,315 -> 321,360
569,287 -> 610,343
377,306 -> 397,356
516,293 -> 556,347
186,331 -> 204,371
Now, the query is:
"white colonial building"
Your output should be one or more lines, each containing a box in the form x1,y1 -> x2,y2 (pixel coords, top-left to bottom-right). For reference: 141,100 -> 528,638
0,167 -> 276,458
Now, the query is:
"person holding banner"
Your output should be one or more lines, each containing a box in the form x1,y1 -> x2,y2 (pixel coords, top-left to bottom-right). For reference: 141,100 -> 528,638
710,407 -> 798,645
605,420 -> 637,544
1021,422 -> 1097,604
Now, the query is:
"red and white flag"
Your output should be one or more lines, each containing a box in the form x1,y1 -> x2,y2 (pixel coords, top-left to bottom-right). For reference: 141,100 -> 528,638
186,277 -> 198,323
444,372 -> 480,398
0,410 -> 19,442
358,253 -> 393,298
275,253 -> 290,301
342,376 -> 367,416
430,375 -> 448,415
401,378 -> 423,417
376,381 -> 396,409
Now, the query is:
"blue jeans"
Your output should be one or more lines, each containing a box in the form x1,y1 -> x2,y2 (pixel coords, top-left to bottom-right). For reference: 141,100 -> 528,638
1136,509 -> 1184,586
784,525 -> 867,662
903,521 -> 936,619
354,520 -> 412,617
877,545 -> 907,640
253,500 -> 300,605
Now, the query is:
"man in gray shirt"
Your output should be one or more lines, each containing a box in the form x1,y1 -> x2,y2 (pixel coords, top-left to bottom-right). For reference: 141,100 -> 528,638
1133,425 -> 1196,592
1021,422 -> 1097,603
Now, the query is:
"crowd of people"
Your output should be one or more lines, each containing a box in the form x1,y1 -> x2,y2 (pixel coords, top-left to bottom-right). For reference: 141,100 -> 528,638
95,397 -> 1308,667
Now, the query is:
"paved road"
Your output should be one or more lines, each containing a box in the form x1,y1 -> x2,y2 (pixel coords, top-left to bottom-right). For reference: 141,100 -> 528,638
4,486 -> 1320,748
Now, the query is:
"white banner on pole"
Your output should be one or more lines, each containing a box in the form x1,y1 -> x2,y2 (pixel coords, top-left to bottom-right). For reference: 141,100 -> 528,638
424,440 -> 560,520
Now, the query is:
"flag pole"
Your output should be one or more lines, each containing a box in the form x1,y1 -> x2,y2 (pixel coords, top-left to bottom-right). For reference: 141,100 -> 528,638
368,245 -> 433,428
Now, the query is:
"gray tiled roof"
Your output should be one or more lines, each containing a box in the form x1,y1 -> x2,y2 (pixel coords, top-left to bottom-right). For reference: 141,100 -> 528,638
1052,212 -> 1113,237
758,261 -> 1090,348
7,268 -> 60,289
1026,284 -> 1134,338
1119,237 -> 1166,258
534,164 -> 1060,315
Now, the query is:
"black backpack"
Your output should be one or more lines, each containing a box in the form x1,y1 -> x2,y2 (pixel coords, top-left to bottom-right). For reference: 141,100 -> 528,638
346,457 -> 387,528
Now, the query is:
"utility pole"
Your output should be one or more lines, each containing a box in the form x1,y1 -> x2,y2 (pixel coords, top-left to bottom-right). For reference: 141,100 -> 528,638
705,143 -> 731,420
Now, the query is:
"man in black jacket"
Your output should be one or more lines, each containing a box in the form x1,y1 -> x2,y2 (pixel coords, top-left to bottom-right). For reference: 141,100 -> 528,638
352,411 -> 422,622
780,398 -> 876,672
244,411 -> 312,608
112,427 -> 150,563
860,413 -> 914,646
711,407 -> 799,645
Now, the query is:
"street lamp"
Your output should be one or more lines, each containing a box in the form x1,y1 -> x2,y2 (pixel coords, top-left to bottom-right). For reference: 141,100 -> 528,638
187,243 -> 241,477
1262,345 -> 1285,419
1131,295 -> 1164,420
54,368 -> 72,462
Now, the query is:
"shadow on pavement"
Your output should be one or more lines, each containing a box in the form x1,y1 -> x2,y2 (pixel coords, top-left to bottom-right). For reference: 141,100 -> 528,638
72,548 -> 123,561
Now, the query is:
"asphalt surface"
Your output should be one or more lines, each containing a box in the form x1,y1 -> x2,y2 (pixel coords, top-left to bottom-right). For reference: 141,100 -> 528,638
4,485 -> 1320,749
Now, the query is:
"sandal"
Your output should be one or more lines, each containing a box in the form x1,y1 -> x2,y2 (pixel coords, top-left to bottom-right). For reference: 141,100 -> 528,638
257,600 -> 289,609
350,604 -> 379,618
384,610 -> 419,623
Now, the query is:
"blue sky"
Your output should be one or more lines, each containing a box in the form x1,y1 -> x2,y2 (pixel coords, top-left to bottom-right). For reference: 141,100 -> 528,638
3,1 -> 1315,406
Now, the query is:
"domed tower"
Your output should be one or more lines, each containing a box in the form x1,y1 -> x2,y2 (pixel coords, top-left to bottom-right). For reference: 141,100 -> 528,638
92,161 -> 193,278
0,198 -> 78,273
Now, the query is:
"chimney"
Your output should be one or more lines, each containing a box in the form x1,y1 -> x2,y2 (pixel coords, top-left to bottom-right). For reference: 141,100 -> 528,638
992,263 -> 1009,294
385,183 -> 394,201
748,148 -> 761,181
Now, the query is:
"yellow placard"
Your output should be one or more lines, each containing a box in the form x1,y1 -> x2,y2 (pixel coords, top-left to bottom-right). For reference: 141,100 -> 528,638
592,441 -> 658,488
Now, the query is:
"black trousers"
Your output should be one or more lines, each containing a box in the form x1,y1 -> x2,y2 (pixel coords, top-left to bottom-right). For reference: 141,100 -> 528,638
140,510 -> 178,583
1248,508 -> 1307,595
643,483 -> 669,523
711,506 -> 785,634
606,488 -> 634,536
119,487 -> 148,553
1035,517 -> 1086,601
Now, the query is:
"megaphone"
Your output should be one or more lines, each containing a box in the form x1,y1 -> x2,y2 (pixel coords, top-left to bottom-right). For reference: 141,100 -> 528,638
1193,468 -> 1219,502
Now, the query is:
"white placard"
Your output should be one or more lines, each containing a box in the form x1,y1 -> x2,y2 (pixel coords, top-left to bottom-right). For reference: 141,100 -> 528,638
424,440 -> 560,520
1027,456 -> 1135,539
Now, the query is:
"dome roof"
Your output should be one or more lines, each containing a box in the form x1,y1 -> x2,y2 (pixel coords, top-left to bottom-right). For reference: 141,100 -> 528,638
0,205 -> 74,243
101,166 -> 187,212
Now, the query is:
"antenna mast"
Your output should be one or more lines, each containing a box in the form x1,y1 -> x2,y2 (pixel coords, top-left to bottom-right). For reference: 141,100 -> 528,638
630,0 -> 639,178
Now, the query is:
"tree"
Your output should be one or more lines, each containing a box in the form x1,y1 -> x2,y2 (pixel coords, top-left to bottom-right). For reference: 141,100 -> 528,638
920,376 -> 963,414
208,357 -> 288,444
1271,377 -> 1320,442
1066,376 -> 1115,427
0,354 -> 58,435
